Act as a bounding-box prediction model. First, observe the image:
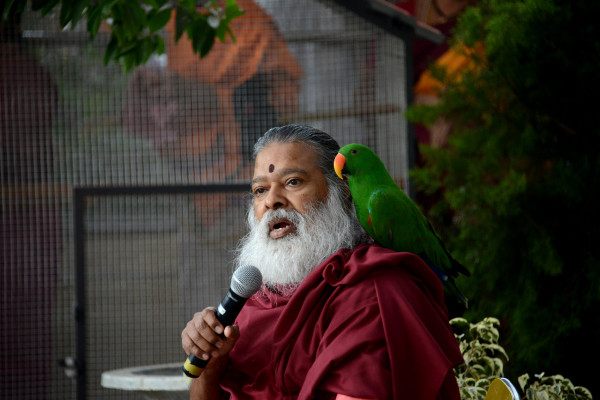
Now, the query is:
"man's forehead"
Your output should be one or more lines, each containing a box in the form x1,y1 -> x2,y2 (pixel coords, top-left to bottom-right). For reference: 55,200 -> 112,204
252,167 -> 312,184
254,142 -> 319,171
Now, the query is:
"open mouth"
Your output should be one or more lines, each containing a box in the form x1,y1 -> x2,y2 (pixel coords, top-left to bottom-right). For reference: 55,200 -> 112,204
268,218 -> 296,239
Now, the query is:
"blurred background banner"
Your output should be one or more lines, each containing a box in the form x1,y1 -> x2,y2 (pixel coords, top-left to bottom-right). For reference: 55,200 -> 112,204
0,1 -> 439,398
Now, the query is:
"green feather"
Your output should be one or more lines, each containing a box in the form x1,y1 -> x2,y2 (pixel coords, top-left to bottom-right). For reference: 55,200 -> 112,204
337,143 -> 470,315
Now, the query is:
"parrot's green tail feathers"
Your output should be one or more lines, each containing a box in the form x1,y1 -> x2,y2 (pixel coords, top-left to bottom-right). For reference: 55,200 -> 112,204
447,258 -> 469,317
419,253 -> 469,317
445,279 -> 469,318
450,256 -> 471,278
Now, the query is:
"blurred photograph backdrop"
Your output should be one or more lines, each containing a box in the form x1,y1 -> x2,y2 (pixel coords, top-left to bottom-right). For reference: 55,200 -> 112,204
1,1 -> 413,398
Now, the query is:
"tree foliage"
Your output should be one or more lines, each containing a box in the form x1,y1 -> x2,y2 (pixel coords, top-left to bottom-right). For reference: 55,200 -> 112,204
407,0 -> 600,395
2,0 -> 243,71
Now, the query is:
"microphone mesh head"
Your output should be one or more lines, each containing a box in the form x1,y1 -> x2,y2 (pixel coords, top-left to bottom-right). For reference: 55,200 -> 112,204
230,265 -> 263,298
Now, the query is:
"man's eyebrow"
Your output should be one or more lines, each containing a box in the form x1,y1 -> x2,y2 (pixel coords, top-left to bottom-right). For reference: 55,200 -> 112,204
278,167 -> 309,176
251,176 -> 267,185
251,168 -> 309,185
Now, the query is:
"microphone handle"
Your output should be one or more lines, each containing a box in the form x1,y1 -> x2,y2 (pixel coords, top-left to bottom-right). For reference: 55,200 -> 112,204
183,290 -> 247,378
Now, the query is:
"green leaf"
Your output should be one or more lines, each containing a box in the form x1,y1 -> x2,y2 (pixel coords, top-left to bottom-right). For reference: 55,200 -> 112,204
123,2 -> 147,33
215,20 -> 228,41
198,29 -> 215,56
139,36 -> 156,61
36,0 -> 60,15
58,1 -> 73,27
450,317 -> 470,334
2,0 -> 22,21
123,52 -> 135,71
226,25 -> 237,42
178,0 -> 196,13
58,0 -> 88,28
71,0 -> 89,27
225,0 -> 244,20
189,17 -> 211,55
87,3 -> 105,39
103,35 -> 119,65
174,6 -> 189,41
116,40 -> 141,57
148,7 -> 171,32
190,21 -> 216,57
219,0 -> 243,42
154,36 -> 165,54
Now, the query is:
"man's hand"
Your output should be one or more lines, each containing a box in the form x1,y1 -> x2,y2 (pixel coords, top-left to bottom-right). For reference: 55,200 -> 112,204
181,307 -> 240,380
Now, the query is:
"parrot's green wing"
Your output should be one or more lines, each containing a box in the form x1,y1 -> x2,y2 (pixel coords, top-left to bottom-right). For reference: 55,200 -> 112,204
367,186 -> 470,315
366,187 -> 428,253
424,218 -> 471,279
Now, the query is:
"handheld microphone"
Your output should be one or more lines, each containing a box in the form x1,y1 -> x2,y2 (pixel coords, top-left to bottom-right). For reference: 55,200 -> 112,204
182,265 -> 262,378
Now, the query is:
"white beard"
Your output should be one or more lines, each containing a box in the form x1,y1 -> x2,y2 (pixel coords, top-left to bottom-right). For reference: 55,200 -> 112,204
235,184 -> 366,292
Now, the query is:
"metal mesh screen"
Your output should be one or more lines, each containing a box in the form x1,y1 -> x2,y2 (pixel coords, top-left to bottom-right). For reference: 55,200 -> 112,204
1,0 -> 408,399
81,190 -> 247,400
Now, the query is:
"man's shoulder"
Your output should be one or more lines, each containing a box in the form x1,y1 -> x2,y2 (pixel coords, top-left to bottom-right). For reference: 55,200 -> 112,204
346,242 -> 424,262
321,243 -> 435,287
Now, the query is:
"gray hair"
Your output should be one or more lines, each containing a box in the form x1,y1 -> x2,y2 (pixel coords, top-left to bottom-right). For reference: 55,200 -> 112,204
253,124 -> 343,192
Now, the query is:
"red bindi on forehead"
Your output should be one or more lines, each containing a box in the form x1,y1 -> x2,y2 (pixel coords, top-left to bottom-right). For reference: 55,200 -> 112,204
269,164 -> 275,173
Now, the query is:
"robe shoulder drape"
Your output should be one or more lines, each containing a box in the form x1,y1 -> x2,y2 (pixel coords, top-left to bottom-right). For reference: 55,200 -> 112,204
221,244 -> 463,399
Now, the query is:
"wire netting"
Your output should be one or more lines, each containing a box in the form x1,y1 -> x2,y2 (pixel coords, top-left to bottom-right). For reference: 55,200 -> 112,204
1,0 -> 408,398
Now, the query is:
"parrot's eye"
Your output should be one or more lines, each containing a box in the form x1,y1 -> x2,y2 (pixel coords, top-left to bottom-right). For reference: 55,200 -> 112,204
350,149 -> 358,155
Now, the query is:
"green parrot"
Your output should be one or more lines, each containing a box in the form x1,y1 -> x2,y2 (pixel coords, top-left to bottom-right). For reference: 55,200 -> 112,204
334,143 -> 470,315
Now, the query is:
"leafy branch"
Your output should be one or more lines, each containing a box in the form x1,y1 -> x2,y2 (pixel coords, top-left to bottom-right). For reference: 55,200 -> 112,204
2,0 -> 244,71
451,317 -> 592,400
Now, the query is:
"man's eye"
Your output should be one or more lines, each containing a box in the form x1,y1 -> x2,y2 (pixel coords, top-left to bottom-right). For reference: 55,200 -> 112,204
287,178 -> 301,186
252,187 -> 267,196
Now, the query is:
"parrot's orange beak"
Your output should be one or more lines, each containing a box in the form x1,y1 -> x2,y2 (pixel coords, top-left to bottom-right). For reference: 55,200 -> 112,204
334,153 -> 346,180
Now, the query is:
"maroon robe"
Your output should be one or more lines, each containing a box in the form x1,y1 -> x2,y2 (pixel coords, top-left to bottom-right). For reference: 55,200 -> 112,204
220,244 -> 463,399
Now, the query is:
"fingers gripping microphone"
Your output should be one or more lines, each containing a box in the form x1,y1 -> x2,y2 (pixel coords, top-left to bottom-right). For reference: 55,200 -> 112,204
183,265 -> 262,378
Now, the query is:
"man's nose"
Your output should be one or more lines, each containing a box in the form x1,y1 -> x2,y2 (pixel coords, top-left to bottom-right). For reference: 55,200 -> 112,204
265,186 -> 287,210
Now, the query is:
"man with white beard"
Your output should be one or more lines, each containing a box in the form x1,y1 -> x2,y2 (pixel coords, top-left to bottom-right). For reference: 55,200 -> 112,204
237,167 -> 366,295
181,124 -> 463,400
